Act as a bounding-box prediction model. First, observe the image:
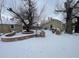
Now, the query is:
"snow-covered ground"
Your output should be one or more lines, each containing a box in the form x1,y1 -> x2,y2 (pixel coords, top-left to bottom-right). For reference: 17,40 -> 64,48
0,30 -> 79,58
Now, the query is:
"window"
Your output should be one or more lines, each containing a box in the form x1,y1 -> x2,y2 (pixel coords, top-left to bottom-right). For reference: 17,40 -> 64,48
11,25 -> 14,29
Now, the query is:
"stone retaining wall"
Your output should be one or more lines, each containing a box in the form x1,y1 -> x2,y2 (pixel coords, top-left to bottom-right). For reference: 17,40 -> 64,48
1,34 -> 35,42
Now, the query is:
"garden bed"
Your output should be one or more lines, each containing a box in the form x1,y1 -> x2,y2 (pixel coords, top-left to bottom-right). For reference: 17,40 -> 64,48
1,32 -> 35,42
1,30 -> 45,42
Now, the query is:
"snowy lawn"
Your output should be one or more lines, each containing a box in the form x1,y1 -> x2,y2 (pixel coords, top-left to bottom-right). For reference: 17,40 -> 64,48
0,30 -> 79,58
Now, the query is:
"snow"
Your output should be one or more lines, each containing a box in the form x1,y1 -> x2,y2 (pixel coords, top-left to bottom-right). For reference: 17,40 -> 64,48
0,30 -> 79,58
1,32 -> 35,39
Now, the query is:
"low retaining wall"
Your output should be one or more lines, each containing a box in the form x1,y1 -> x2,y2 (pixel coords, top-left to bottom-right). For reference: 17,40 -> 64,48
1,30 -> 45,42
1,33 -> 35,42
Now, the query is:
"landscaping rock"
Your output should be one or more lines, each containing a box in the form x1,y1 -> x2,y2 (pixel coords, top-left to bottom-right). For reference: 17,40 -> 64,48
1,38 -> 16,42
40,31 -> 45,37
55,28 -> 61,35
35,30 -> 45,37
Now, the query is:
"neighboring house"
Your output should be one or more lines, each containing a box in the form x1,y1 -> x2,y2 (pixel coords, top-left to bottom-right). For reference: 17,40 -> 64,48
0,16 -> 22,33
41,17 -> 65,31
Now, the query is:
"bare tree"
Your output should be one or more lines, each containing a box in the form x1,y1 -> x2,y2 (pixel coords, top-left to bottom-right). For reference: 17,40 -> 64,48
7,0 -> 47,32
55,0 -> 79,34
0,0 -> 4,22
0,0 -> 4,33
7,0 -> 37,32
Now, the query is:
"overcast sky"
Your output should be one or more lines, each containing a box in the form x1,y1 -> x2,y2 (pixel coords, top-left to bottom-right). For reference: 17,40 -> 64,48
2,0 -> 66,22
35,0 -> 65,21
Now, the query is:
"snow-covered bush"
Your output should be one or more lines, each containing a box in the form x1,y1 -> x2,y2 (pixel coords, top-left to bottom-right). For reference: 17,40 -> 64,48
22,30 -> 34,34
5,31 -> 16,37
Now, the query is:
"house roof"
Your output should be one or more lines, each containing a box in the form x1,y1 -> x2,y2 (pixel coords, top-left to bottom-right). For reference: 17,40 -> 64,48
0,16 -> 19,25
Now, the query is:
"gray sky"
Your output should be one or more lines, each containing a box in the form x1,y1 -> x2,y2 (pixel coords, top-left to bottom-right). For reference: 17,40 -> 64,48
2,0 -> 66,22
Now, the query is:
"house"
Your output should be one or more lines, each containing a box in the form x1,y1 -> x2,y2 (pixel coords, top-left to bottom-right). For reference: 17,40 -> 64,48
0,16 -> 22,33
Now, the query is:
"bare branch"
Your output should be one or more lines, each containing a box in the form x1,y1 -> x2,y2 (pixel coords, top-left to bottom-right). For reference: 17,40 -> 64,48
73,0 -> 79,8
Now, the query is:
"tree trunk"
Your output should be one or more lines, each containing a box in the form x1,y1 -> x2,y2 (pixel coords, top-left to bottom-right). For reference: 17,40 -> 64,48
75,17 -> 79,33
65,20 -> 73,34
65,8 -> 73,34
